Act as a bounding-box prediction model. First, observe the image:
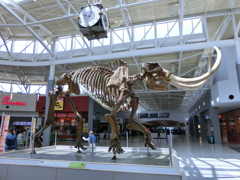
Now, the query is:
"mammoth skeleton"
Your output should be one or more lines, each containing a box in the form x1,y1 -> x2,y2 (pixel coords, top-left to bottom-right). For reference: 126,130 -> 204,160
33,46 -> 221,156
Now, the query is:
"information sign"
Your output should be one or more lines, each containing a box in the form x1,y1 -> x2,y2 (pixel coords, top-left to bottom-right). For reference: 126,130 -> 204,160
0,114 -> 10,153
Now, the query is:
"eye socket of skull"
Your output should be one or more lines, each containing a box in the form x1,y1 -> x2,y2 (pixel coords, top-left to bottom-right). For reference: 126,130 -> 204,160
148,63 -> 160,71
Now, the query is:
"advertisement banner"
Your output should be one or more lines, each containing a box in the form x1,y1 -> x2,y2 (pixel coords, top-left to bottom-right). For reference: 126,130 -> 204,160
0,114 -> 10,153
0,93 -> 36,111
54,97 -> 64,111
29,117 -> 36,149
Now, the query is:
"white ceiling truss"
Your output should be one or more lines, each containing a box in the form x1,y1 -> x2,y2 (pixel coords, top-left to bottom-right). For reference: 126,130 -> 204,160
0,0 -> 240,113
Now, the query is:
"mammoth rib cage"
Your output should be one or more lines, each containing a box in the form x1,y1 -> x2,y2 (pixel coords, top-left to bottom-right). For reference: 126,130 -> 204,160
168,46 -> 221,84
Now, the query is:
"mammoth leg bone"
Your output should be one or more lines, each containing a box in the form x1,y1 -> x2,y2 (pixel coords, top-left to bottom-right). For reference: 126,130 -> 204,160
65,94 -> 87,152
33,87 -> 61,152
126,94 -> 156,150
105,88 -> 131,154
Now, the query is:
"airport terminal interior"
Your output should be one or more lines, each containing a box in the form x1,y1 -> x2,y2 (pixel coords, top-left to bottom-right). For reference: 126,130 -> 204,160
1,0 -> 240,179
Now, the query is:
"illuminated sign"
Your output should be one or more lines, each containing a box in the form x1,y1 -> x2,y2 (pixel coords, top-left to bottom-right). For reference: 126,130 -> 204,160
12,122 -> 32,126
54,97 -> 64,110
54,113 -> 75,117
1,96 -> 26,106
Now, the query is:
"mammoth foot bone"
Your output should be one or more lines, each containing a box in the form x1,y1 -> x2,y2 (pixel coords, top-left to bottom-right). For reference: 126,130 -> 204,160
144,134 -> 156,150
34,136 -> 43,148
105,114 -> 125,154
74,141 -> 87,152
108,139 -> 125,154
127,122 -> 156,150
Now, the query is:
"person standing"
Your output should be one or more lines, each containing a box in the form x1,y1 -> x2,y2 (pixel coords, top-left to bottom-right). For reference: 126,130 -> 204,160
157,130 -> 161,140
88,131 -> 96,147
5,128 -> 17,151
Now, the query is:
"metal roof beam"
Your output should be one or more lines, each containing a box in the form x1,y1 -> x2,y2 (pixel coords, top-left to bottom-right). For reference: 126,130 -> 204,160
5,0 -> 53,36
0,39 -> 234,66
0,31 -> 11,57
0,14 -> 13,37
117,0 -> 133,47
0,3 -> 54,56
54,0 -> 91,52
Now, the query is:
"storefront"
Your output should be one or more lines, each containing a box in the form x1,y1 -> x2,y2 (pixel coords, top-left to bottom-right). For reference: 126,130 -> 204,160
0,93 -> 38,132
36,96 -> 89,141
219,108 -> 240,143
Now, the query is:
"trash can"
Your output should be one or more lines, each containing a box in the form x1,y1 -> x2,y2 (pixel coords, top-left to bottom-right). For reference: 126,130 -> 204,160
208,136 -> 215,144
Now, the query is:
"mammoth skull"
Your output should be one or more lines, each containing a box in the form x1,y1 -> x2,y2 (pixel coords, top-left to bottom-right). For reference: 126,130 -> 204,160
142,46 -> 222,90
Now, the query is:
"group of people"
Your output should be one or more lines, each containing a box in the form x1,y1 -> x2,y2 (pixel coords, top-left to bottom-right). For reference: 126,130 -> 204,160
5,127 -> 97,151
5,127 -> 31,151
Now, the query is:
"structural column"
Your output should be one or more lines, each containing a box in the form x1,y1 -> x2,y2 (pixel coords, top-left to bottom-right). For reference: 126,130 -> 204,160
199,111 -> 207,140
88,97 -> 94,133
43,64 -> 55,146
209,107 -> 222,144
189,118 -> 194,136
193,115 -> 200,137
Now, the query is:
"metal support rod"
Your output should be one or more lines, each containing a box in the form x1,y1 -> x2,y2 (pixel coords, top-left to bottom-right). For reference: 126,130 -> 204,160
55,131 -> 57,148
126,131 -> 128,147
168,131 -> 173,166
0,113 -> 5,137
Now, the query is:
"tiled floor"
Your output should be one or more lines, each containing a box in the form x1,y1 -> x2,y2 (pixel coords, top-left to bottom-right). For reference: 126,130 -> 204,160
2,134 -> 240,180
83,134 -> 240,180
171,135 -> 240,180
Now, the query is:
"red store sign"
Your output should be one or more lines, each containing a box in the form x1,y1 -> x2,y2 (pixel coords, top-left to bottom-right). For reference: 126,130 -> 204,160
1,96 -> 26,106
54,113 -> 76,117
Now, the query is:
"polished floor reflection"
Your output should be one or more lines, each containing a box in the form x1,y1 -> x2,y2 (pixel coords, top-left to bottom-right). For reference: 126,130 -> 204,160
171,135 -> 240,180
2,134 -> 240,180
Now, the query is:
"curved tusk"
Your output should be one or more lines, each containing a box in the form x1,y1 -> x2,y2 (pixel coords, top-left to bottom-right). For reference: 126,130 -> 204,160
168,46 -> 221,84
169,78 -> 210,90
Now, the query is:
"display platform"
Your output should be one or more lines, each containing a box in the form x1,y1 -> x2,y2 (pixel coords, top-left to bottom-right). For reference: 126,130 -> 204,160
0,146 -> 170,166
0,146 -> 184,180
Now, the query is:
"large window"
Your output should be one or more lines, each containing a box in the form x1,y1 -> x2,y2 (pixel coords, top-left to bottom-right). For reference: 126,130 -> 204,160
74,36 -> 90,49
0,83 -> 11,92
58,36 -> 72,52
0,39 -> 12,52
13,41 -> 34,53
183,18 -> 202,35
0,82 -> 47,94
113,28 -> 131,44
0,17 -> 203,54
29,85 -> 46,94
157,21 -> 179,38
92,32 -> 110,47
36,41 -> 49,54
134,24 -> 155,41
